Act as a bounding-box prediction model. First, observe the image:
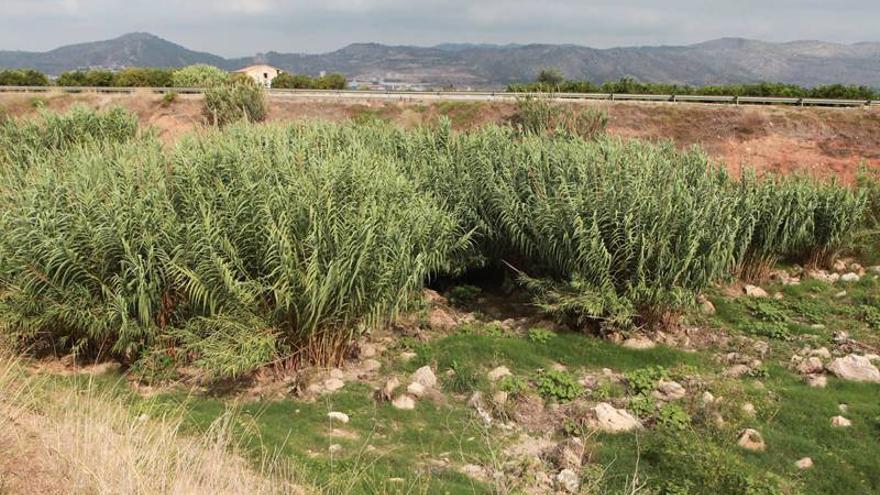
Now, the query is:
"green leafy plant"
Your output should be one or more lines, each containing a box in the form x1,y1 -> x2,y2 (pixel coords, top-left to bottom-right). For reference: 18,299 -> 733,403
657,404 -> 691,430
527,327 -> 555,344
203,77 -> 268,126
536,369 -> 582,402
446,284 -> 482,307
498,375 -> 529,397
624,366 -> 669,396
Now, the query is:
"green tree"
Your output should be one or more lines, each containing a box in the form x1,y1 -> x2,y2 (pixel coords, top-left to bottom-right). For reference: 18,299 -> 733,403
0,69 -> 49,86
172,64 -> 229,88
113,68 -> 174,87
536,68 -> 565,87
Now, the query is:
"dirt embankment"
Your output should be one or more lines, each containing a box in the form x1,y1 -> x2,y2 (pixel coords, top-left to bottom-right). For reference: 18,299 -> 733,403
3,91 -> 879,182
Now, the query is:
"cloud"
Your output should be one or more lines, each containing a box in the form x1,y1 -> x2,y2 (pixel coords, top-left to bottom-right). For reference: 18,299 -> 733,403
0,0 -> 877,55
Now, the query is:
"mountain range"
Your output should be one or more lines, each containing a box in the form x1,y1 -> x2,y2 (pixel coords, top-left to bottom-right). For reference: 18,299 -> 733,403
1,32 -> 879,88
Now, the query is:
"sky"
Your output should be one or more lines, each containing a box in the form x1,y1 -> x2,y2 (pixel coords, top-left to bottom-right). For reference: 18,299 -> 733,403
1,0 -> 878,56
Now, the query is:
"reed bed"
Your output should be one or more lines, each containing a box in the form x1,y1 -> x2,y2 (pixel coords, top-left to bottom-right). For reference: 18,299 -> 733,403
0,108 -> 866,376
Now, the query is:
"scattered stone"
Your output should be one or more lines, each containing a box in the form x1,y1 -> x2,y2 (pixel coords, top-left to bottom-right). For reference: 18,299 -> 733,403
832,331 -> 850,344
795,457 -> 814,470
653,380 -> 686,401
810,347 -> 832,359
593,403 -> 642,433
831,416 -> 852,427
797,357 -> 824,375
622,336 -> 656,350
487,366 -> 512,382
743,285 -> 768,297
399,351 -> 417,362
840,272 -> 861,283
546,437 -> 585,471
773,292 -> 784,300
327,412 -> 350,424
407,382 -> 427,398
376,377 -> 400,402
835,290 -> 848,298
458,464 -> 488,482
492,391 -> 509,406
701,391 -> 716,404
555,468 -> 580,493
827,355 -> 880,383
833,259 -> 848,273
698,294 -> 716,315
411,366 -> 438,388
328,444 -> 343,454
360,359 -> 381,373
428,307 -> 458,330
392,394 -> 416,410
839,404 -> 849,413
359,343 -> 377,358
742,403 -> 756,417
806,375 -> 828,388
323,378 -> 345,392
724,364 -> 751,378
82,361 -> 122,376
737,429 -> 766,451
551,362 -> 568,372
467,391 -> 485,409
329,368 -> 345,379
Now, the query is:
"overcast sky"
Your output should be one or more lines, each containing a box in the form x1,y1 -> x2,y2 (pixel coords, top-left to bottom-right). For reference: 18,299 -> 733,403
2,0 -> 878,56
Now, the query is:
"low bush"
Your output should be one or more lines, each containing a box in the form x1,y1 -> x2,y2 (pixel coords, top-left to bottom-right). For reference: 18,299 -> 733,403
203,77 -> 268,126
509,96 -> 607,139
0,69 -> 49,86
172,64 -> 229,88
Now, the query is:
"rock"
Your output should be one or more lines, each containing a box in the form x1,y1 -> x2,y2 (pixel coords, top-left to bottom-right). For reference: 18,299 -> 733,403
407,382 -> 427,398
797,357 -> 824,375
82,361 -> 122,376
737,429 -> 766,451
831,416 -> 852,427
835,290 -> 848,298
773,292 -> 784,300
827,355 -> 880,383
622,336 -> 656,350
833,259 -> 848,273
327,412 -> 350,424
399,351 -> 417,362
795,457 -> 814,470
467,391 -> 485,409
593,403 -> 642,433
328,444 -> 343,454
329,368 -> 345,379
376,377 -> 400,402
546,437 -> 585,471
840,272 -> 861,283
810,347 -> 832,359
701,391 -> 716,404
741,403 -> 756,417
839,403 -> 849,413
832,331 -> 850,344
698,294 -> 716,315
323,378 -> 345,392
806,375 -> 828,388
411,366 -> 438,388
487,366 -> 512,382
458,464 -> 488,482
360,343 -> 377,358
652,380 -> 686,401
428,307 -> 457,330
492,391 -> 509,405
743,285 -> 768,297
360,359 -> 381,373
556,468 -> 580,493
724,364 -> 751,378
392,395 -> 416,410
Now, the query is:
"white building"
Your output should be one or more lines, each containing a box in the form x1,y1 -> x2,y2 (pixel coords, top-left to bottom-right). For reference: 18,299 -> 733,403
235,64 -> 283,88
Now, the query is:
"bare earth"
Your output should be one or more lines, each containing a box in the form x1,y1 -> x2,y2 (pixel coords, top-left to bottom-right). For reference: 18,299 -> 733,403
2,91 -> 879,182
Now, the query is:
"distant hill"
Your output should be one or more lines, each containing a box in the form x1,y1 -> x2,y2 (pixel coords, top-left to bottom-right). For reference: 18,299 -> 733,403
2,33 -> 879,88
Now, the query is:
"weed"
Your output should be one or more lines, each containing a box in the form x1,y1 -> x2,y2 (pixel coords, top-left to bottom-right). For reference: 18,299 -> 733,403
447,284 -> 482,307
498,375 -> 529,397
527,327 -> 555,344
657,404 -> 691,430
535,369 -> 582,402
624,366 -> 669,396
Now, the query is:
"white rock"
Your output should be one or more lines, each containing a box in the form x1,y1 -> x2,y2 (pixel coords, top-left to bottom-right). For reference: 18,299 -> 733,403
411,366 -> 438,388
701,391 -> 716,404
742,403 -> 756,417
556,468 -> 580,493
622,336 -> 656,350
360,343 -> 377,358
797,357 -> 824,375
323,378 -> 345,392
399,351 -> 417,362
698,294 -> 716,315
810,347 -> 832,359
795,457 -> 814,470
487,366 -> 512,382
329,368 -> 345,379
467,391 -> 485,409
834,291 -> 848,298
840,272 -> 861,283
407,382 -> 427,397
653,380 -> 686,401
328,444 -> 343,454
360,359 -> 382,373
833,331 -> 850,344
492,391 -> 509,405
593,403 -> 642,433
839,403 -> 849,413
743,285 -> 768,297
724,364 -> 751,378
827,355 -> 880,383
392,395 -> 416,410
806,375 -> 827,388
459,464 -> 488,481
327,412 -> 350,424
737,429 -> 765,451
831,416 -> 852,427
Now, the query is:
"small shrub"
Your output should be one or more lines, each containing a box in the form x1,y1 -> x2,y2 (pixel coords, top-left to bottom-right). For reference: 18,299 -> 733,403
536,369 -> 581,401
509,96 -> 607,140
862,305 -> 880,331
498,375 -> 529,397
749,322 -> 791,340
443,360 -> 480,393
172,64 -> 229,88
527,327 -> 555,344
657,404 -> 691,430
161,92 -> 179,107
629,394 -> 657,418
447,284 -> 482,306
624,366 -> 669,396
203,78 -> 268,126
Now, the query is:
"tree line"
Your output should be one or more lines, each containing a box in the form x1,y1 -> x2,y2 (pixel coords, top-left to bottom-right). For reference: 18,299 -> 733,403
507,69 -> 880,100
0,65 -> 347,90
